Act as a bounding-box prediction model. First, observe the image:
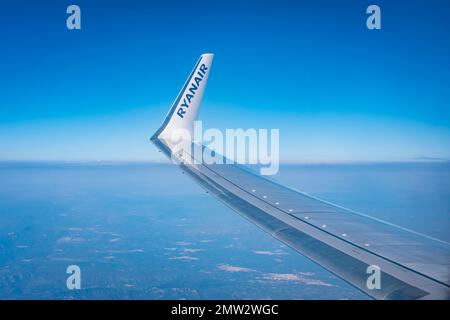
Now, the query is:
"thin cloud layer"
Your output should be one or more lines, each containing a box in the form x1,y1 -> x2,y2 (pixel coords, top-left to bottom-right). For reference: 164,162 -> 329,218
261,273 -> 335,287
217,264 -> 256,273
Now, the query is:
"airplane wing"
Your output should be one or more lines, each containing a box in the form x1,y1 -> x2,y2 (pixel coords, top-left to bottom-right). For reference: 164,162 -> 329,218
151,53 -> 450,300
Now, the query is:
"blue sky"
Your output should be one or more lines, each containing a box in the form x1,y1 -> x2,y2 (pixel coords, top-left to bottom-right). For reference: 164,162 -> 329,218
0,0 -> 449,162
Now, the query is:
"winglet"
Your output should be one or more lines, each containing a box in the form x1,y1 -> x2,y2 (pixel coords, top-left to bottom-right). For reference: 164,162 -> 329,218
152,53 -> 214,143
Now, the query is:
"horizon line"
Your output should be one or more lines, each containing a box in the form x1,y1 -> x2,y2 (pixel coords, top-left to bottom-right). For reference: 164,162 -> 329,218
0,158 -> 448,165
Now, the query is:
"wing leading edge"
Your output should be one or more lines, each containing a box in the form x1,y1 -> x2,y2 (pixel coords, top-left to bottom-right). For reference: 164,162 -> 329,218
151,54 -> 450,300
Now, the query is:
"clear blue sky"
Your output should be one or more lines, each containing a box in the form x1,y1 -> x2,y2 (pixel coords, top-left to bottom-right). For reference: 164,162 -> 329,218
0,0 -> 449,162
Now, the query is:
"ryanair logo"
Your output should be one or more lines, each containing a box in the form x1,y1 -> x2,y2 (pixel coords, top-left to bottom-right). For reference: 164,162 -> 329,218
177,63 -> 208,118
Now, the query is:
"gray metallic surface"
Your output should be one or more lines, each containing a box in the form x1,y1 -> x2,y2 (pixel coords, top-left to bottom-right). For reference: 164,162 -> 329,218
152,138 -> 450,300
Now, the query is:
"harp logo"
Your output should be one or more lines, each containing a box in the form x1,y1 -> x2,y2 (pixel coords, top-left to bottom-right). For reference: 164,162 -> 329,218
176,64 -> 209,119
